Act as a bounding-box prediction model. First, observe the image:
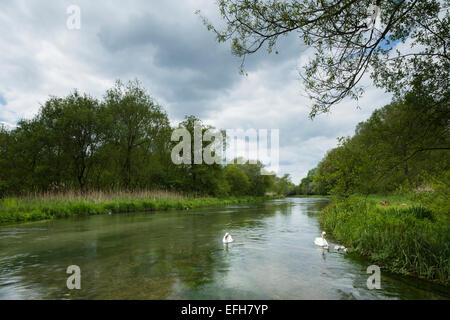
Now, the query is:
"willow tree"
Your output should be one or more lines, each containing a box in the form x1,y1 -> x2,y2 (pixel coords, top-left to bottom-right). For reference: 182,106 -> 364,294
102,80 -> 171,189
199,0 -> 449,117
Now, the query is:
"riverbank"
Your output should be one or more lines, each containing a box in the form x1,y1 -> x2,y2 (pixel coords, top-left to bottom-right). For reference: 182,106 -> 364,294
319,194 -> 449,286
3,197 -> 446,299
0,190 -> 281,225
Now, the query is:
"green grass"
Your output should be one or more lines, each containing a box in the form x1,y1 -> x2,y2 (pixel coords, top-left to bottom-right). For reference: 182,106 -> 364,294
319,194 -> 450,285
0,190 -> 281,225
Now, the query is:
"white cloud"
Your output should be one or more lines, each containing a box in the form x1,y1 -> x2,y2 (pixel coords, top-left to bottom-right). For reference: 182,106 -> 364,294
0,0 -> 393,183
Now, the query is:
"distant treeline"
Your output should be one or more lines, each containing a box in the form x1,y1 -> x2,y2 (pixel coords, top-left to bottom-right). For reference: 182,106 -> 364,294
296,92 -> 449,196
0,80 -> 292,197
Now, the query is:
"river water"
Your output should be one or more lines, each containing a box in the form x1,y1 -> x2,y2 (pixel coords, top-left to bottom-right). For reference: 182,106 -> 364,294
0,197 -> 448,299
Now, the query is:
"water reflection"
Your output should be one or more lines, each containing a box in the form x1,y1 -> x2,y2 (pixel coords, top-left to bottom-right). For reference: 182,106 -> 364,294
0,198 -> 448,300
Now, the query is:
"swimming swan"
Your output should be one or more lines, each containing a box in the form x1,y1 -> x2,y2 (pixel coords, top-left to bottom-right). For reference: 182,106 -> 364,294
223,232 -> 234,244
334,245 -> 349,253
314,231 -> 329,248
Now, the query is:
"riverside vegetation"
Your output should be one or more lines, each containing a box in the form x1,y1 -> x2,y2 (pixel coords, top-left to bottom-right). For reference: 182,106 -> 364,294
295,94 -> 449,285
0,190 -> 280,224
204,1 -> 449,286
1,0 -> 449,290
320,192 -> 449,285
0,80 -> 292,226
0,80 -> 289,200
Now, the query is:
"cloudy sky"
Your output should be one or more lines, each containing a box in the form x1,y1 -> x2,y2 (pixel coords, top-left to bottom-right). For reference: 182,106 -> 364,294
0,0 -> 393,182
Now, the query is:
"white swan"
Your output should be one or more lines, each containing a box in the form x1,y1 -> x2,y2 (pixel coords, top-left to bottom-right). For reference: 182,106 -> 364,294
334,245 -> 349,253
314,231 -> 329,248
223,232 -> 234,244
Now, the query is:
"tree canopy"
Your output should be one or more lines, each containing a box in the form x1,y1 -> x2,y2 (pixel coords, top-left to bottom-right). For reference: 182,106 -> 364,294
296,92 -> 449,196
200,0 -> 449,117
0,80 -> 285,198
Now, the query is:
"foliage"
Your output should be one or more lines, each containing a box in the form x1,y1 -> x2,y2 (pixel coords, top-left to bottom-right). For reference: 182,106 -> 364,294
0,80 -> 280,199
224,165 -> 250,196
200,0 -> 449,118
237,160 -> 276,196
0,190 -> 280,224
319,195 -> 450,285
297,93 -> 449,196
101,80 -> 171,189
272,174 -> 296,196
170,115 -> 229,197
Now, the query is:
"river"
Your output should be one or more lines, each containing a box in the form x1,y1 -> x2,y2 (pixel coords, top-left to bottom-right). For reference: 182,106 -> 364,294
0,197 -> 448,299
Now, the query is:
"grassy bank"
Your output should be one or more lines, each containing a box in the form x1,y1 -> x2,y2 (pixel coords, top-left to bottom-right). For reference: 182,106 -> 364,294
0,190 -> 280,225
319,193 -> 449,285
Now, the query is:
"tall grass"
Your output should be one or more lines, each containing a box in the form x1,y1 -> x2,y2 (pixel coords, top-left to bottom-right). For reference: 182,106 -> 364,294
0,190 -> 278,225
319,195 -> 450,285
19,189 -> 188,203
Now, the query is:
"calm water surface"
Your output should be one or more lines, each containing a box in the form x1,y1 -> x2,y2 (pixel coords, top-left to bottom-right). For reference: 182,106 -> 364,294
0,197 -> 448,299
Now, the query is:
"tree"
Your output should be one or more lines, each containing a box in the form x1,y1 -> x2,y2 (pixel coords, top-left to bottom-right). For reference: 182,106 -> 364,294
0,126 -> 14,196
273,173 -> 295,195
354,92 -> 450,189
238,160 -> 275,195
224,165 -> 250,195
297,168 -> 327,195
38,92 -> 101,191
200,0 -> 449,117
0,92 -> 103,193
102,80 -> 170,189
314,138 -> 363,196
173,115 -> 229,196
310,93 -> 449,195
0,80 -> 175,194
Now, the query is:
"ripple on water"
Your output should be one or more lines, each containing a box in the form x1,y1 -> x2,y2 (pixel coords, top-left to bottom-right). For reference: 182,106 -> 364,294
0,198 -> 448,299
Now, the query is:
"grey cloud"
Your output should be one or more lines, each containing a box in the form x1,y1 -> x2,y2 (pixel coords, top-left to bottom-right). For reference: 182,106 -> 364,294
93,5 -> 305,119
0,0 -> 393,182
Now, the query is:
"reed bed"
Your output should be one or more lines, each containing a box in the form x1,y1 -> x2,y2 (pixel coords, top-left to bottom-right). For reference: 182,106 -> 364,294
319,194 -> 449,286
0,190 -> 277,225
20,189 -> 188,204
